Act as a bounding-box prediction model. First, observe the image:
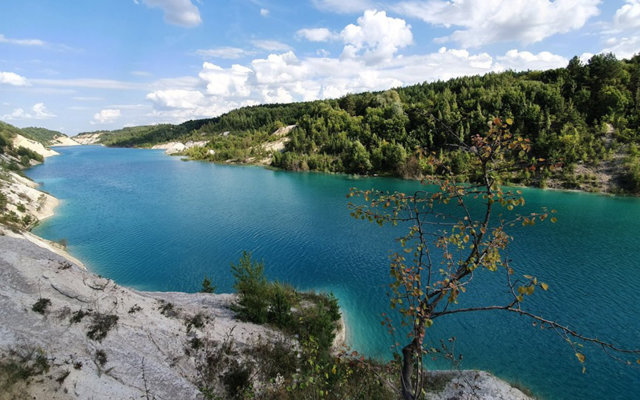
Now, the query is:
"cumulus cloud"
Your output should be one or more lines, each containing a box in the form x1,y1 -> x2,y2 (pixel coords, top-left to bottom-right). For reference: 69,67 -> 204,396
146,89 -> 205,109
138,0 -> 202,27
199,63 -> 253,97
613,0 -> 640,31
340,10 -> 413,64
393,0 -> 601,47
2,103 -> 55,120
251,52 -> 309,85
0,33 -> 45,46
496,49 -> 569,71
251,40 -> 292,52
312,0 -> 373,13
93,109 -> 121,124
602,36 -> 640,59
0,71 -> 29,86
196,47 -> 252,59
598,1 -> 640,59
32,103 -> 56,119
297,28 -> 339,42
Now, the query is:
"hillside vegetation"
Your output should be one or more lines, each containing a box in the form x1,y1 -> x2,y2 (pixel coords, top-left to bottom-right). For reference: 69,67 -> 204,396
19,127 -> 66,145
88,53 -> 640,193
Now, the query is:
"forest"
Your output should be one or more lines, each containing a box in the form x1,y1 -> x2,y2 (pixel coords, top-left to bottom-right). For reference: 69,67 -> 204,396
89,53 -> 640,193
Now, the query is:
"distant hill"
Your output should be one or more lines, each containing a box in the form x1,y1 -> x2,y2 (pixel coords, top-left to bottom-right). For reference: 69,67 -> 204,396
75,119 -> 216,147
21,127 -> 67,145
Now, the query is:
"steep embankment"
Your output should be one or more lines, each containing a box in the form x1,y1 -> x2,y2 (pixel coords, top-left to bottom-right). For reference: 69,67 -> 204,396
73,133 -> 103,145
12,134 -> 59,158
50,136 -> 81,147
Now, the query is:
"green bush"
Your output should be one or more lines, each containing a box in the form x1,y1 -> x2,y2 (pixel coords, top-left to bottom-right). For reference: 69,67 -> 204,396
16,146 -> 43,162
231,251 -> 270,323
86,313 -> 118,342
230,252 -> 341,356
31,298 -> 51,314
200,276 -> 216,293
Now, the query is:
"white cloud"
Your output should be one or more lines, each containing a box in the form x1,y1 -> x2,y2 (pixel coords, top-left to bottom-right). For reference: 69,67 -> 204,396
393,0 -> 601,47
1,108 -> 28,120
32,78 -> 145,90
260,8 -> 270,17
340,10 -> 413,64
613,0 -> 640,31
602,36 -> 640,59
251,40 -> 292,52
312,0 -> 373,13
598,1 -> 640,59
143,11 -> 570,123
495,49 -> 569,71
199,63 -> 253,97
0,71 -> 29,86
32,103 -> 56,119
93,109 -> 121,124
73,96 -> 103,101
0,34 -> 45,46
139,0 -> 202,27
251,52 -> 309,85
297,28 -> 339,42
2,103 -> 55,120
196,47 -> 252,59
146,89 -> 205,109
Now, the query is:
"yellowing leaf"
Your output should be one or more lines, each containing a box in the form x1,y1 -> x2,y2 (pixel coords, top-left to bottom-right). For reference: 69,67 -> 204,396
541,282 -> 549,291
550,217 -> 558,223
506,118 -> 514,125
575,353 -> 586,363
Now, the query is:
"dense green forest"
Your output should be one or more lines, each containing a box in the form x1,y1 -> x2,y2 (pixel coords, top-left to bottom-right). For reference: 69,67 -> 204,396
89,53 -> 640,193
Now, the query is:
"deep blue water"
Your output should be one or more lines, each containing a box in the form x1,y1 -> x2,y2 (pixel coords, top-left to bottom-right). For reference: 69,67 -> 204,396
28,146 -> 640,399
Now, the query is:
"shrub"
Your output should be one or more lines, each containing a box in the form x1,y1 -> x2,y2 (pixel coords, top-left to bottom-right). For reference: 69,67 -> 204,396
94,350 -> 107,367
70,309 -> 89,324
128,304 -> 142,314
231,251 -> 269,323
86,313 -> 118,342
185,312 -> 207,333
31,298 -> 51,314
222,361 -> 252,398
158,301 -> 178,318
231,252 -> 341,356
0,346 -> 50,390
200,276 -> 216,293
268,282 -> 294,327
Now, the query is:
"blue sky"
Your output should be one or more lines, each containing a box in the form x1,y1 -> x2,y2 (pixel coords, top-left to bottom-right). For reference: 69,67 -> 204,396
0,0 -> 638,134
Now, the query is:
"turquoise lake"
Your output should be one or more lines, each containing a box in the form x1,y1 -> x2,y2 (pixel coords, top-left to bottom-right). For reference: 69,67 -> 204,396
27,145 -> 640,399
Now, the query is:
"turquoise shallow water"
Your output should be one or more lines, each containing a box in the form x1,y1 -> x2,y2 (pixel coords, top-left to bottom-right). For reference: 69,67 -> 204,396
28,146 -> 640,399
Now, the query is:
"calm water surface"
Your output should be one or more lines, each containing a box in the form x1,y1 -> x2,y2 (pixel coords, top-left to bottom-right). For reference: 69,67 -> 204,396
28,146 -> 640,399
